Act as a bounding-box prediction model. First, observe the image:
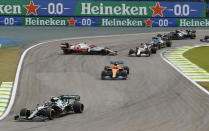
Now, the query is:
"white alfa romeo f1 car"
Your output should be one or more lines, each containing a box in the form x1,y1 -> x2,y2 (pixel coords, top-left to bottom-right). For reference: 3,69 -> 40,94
129,43 -> 151,57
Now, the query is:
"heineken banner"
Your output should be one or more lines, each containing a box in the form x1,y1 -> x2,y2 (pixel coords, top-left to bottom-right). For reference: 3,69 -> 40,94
0,0 -> 206,17
1,17 -> 209,27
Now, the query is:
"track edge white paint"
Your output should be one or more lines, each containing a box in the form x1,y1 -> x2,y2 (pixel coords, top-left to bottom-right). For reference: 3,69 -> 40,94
160,49 -> 209,96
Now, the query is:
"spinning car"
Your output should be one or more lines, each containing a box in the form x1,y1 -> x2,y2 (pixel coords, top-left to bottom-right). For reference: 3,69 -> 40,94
101,61 -> 129,80
200,36 -> 209,42
60,42 -> 117,55
14,95 -> 84,121
129,43 -> 151,57
167,30 -> 196,40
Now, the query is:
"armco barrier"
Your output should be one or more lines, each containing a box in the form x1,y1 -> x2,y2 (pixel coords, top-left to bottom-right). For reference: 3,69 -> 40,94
0,0 -> 206,17
1,17 -> 209,27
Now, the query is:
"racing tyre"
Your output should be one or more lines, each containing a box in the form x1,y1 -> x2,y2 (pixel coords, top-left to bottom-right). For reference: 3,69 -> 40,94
128,49 -> 135,56
147,51 -> 151,57
46,109 -> 55,120
101,70 -> 107,80
101,50 -> 108,55
104,66 -> 110,70
65,43 -> 70,48
20,108 -> 30,117
123,66 -> 129,74
120,70 -> 128,79
73,102 -> 84,113
166,41 -> 172,47
158,44 -> 161,50
151,47 -> 156,54
205,36 -> 209,39
190,33 -> 196,39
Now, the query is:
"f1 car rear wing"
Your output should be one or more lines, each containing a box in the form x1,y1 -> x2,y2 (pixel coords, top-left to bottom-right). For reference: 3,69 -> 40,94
60,95 -> 80,101
110,60 -> 124,65
186,30 -> 196,33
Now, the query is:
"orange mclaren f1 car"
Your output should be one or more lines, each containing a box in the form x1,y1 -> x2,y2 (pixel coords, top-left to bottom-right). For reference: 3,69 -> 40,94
101,61 -> 129,80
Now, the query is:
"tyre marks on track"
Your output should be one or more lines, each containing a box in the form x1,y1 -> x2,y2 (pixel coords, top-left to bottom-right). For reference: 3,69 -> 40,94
164,44 -> 209,82
0,82 -> 13,116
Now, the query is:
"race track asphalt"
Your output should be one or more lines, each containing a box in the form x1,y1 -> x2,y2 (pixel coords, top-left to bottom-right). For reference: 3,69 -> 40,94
1,30 -> 209,131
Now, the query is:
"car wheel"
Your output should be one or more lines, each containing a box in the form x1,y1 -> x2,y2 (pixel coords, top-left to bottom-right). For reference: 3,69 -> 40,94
46,109 -> 55,120
147,51 -> 151,57
73,102 -> 84,113
120,70 -> 127,78
191,33 -> 196,39
151,47 -> 157,54
158,44 -> 161,49
123,66 -> 129,74
128,49 -> 135,56
205,36 -> 209,39
166,41 -> 172,47
20,108 -> 30,117
104,66 -> 110,70
101,50 -> 108,55
101,70 -> 107,80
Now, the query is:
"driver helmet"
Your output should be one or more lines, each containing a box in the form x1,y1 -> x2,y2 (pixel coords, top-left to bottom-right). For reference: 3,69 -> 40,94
50,96 -> 59,102
140,43 -> 144,47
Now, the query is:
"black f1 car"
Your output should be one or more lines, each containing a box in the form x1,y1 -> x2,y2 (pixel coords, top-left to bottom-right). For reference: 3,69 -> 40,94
200,36 -> 209,42
101,61 -> 129,80
60,42 -> 117,55
165,30 -> 196,40
14,95 -> 84,121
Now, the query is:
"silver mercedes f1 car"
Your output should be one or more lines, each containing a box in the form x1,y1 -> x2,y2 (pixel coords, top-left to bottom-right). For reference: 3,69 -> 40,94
14,95 -> 84,121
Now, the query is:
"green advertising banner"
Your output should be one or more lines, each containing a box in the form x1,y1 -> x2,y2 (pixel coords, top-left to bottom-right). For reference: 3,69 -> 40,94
0,1 -> 206,17
1,17 -> 209,27
23,17 -> 69,26
177,18 -> 209,27
75,2 -> 155,17
0,1 -> 29,16
99,18 -> 146,27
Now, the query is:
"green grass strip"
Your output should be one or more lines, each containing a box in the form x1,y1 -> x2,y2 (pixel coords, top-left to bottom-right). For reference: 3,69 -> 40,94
0,49 -> 20,83
184,47 -> 209,90
183,47 -> 209,73
198,82 -> 209,91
